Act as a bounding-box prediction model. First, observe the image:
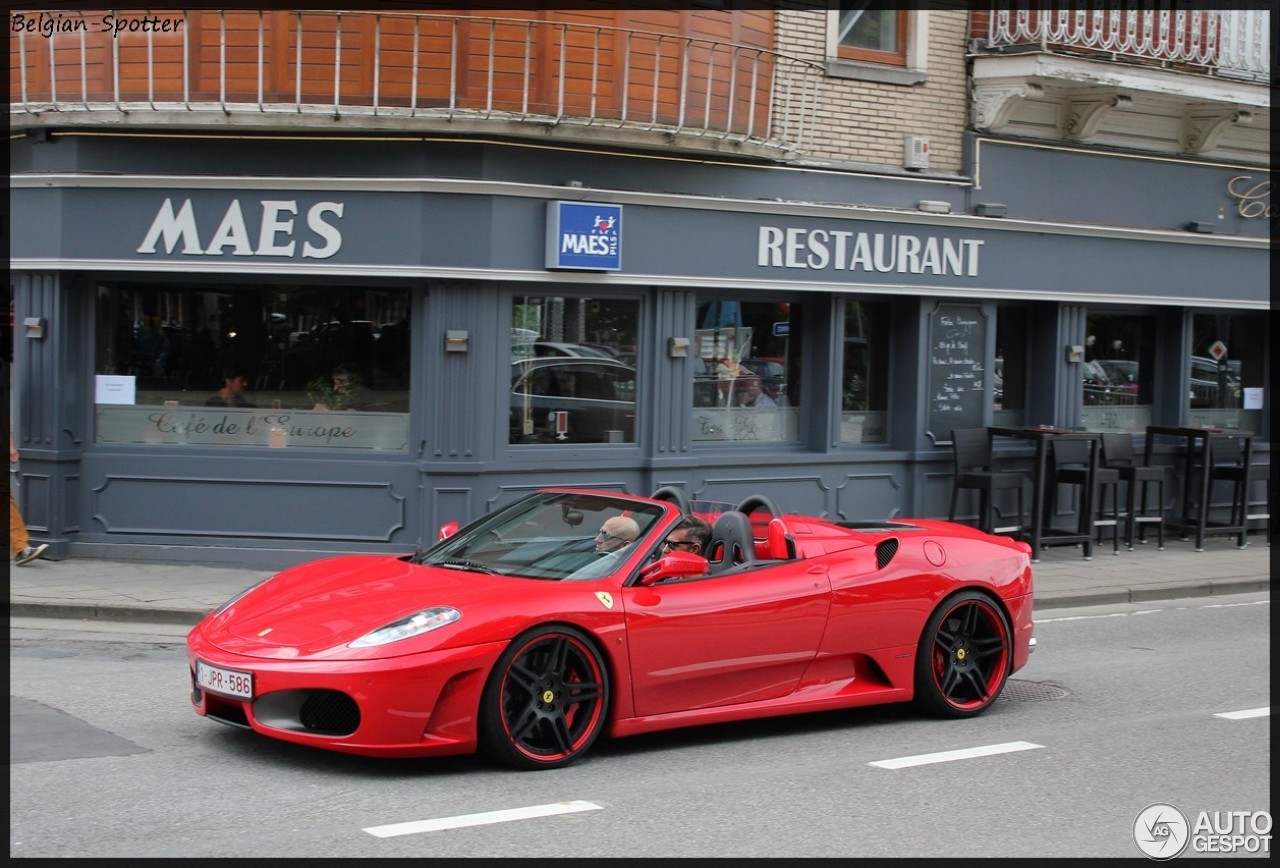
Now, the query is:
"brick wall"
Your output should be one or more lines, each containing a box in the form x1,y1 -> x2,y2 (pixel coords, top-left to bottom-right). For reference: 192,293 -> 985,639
775,7 -> 970,174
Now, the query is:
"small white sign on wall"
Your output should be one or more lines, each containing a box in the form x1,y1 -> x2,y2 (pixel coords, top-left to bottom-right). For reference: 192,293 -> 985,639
95,375 -> 136,405
1243,387 -> 1263,410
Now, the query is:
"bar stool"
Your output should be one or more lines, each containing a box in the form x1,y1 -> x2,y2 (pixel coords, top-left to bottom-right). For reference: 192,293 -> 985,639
1203,434 -> 1254,549
1100,433 -> 1166,550
1245,463 -> 1271,546
947,428 -> 1028,535
1049,436 -> 1122,555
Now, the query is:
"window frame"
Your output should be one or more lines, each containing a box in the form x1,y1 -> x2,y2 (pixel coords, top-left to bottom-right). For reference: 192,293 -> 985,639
825,6 -> 928,85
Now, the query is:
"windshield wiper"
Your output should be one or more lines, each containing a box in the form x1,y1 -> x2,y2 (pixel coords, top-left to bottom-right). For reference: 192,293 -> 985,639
432,558 -> 502,575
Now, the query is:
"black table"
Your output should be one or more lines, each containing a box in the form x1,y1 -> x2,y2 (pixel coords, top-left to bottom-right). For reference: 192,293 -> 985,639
1144,425 -> 1253,550
989,426 -> 1101,562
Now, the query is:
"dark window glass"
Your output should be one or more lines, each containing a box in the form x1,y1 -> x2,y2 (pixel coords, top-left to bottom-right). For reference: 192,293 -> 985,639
93,282 -> 410,450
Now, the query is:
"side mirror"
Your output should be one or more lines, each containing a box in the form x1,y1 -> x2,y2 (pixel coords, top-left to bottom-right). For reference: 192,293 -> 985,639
638,550 -> 709,586
438,521 -> 459,540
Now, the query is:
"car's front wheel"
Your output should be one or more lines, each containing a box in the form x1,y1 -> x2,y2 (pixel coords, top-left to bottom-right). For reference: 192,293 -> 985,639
914,590 -> 1012,718
478,625 -> 609,769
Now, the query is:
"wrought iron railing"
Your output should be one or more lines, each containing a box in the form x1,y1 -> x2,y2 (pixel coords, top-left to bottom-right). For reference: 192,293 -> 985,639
10,9 -> 825,155
984,4 -> 1270,82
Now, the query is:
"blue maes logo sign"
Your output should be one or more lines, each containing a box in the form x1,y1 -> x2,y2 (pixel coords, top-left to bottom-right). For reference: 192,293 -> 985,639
546,201 -> 622,271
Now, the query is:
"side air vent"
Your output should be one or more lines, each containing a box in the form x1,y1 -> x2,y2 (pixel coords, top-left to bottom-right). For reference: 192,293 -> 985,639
876,538 -> 899,570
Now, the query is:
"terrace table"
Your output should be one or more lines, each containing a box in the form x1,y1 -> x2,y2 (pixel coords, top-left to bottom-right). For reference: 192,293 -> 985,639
1144,425 -> 1253,550
988,426 -> 1101,562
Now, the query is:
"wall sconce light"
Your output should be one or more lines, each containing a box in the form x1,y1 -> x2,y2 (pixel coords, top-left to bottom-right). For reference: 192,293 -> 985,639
1065,345 -> 1084,363
917,200 -> 951,214
669,336 -> 690,358
1185,221 -> 1216,234
974,203 -> 1008,218
444,330 -> 469,352
23,317 -> 46,339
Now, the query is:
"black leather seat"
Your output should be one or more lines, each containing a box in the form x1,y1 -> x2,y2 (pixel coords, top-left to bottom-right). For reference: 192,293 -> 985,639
706,510 -> 757,575
947,428 -> 1028,535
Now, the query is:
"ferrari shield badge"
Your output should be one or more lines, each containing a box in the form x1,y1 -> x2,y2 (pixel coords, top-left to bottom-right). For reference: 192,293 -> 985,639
594,592 -> 614,610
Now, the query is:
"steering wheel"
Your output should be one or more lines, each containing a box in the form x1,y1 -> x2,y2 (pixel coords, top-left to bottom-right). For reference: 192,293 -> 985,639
649,485 -> 691,516
735,494 -> 782,520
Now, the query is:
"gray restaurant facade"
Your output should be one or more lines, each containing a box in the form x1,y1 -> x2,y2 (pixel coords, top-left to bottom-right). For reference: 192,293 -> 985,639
8,129 -> 1271,567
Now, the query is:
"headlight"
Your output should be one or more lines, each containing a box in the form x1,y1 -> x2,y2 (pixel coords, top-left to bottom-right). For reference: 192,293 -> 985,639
350,607 -> 461,648
211,577 -> 271,617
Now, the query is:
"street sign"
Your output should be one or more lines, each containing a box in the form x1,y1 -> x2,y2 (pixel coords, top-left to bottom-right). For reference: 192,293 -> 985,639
1208,340 -> 1227,361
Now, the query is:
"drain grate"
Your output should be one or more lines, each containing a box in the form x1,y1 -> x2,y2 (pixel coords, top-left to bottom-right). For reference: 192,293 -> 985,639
1000,679 -> 1069,702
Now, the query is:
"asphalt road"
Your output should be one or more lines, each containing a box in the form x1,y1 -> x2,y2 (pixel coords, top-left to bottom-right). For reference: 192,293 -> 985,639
9,592 -> 1271,859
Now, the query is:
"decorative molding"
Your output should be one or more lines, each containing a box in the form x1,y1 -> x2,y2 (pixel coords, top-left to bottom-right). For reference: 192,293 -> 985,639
971,82 -> 1043,132
1063,94 -> 1132,140
1183,109 -> 1253,154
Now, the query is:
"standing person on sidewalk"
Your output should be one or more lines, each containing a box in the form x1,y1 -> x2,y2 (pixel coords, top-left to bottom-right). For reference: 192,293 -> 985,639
4,357 -> 48,566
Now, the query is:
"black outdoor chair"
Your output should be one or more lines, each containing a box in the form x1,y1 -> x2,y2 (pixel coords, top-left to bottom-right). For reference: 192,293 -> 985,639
947,428 -> 1028,536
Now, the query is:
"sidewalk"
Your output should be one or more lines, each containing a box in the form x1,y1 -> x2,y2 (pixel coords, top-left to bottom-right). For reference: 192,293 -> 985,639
8,533 -> 1271,627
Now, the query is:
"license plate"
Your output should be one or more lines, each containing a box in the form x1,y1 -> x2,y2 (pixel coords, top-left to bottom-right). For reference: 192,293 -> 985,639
196,660 -> 253,700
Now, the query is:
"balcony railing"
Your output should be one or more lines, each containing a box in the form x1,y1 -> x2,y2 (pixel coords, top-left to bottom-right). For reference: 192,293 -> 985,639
984,4 -> 1270,82
10,10 -> 824,156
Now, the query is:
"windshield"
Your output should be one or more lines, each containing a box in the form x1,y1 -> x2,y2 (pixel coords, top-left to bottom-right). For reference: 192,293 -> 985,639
415,491 -> 670,580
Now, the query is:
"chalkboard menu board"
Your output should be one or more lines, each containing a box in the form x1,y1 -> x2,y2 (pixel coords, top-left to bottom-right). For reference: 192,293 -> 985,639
927,303 -> 986,444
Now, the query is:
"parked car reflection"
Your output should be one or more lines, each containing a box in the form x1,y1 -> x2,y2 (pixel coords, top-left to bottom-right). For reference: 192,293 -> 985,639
1189,356 -> 1242,408
510,358 -> 636,443
1096,359 -> 1139,396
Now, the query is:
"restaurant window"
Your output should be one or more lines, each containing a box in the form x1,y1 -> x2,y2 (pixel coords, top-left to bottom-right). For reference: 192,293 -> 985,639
1188,312 -> 1264,433
693,298 -> 800,443
841,299 -> 889,443
1082,311 -> 1155,433
93,282 -> 411,450
509,295 -> 638,444
993,304 -> 1028,428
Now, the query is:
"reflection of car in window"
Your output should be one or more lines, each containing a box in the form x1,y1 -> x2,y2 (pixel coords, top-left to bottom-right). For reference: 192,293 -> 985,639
1189,356 -> 1242,408
1096,359 -> 1139,396
1081,360 -> 1115,404
533,341 -> 621,360
510,359 -> 636,443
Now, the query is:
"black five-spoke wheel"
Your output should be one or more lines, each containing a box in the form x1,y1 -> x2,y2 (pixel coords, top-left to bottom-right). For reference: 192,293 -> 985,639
914,590 -> 1012,718
479,625 -> 609,769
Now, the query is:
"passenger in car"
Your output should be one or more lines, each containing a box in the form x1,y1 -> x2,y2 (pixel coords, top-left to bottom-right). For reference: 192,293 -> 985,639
566,515 -> 640,579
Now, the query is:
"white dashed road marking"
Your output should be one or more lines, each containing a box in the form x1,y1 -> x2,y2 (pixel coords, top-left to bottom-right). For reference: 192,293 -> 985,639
363,800 -> 603,838
869,741 -> 1043,770
1215,706 -> 1269,720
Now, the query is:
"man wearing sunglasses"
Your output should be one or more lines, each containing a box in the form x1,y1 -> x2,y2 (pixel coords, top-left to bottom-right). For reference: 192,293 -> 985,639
567,515 -> 641,579
660,515 -> 711,557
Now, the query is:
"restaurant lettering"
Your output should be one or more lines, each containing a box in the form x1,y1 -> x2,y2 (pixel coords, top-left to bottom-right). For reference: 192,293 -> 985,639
150,410 -> 356,444
137,198 -> 344,258
1227,176 -> 1273,219
95,406 -> 408,451
758,227 -> 983,276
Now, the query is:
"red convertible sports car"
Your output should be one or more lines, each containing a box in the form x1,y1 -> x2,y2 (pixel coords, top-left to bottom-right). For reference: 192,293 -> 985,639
187,487 -> 1035,769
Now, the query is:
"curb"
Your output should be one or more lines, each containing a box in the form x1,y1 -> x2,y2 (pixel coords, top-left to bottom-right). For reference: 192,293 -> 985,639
11,602 -> 206,626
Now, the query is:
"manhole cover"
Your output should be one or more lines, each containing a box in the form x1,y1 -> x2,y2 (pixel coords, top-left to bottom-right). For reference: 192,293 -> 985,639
1000,679 -> 1069,702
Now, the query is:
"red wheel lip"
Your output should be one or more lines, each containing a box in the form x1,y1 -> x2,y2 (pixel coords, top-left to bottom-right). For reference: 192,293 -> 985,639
930,598 -> 1011,711
500,632 -> 607,764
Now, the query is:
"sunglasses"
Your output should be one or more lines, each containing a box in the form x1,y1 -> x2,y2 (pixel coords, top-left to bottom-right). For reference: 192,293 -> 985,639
662,539 -> 697,550
596,529 -> 623,543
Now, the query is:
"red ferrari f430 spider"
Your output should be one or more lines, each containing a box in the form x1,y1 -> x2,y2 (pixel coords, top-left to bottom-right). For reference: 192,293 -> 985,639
188,487 -> 1035,769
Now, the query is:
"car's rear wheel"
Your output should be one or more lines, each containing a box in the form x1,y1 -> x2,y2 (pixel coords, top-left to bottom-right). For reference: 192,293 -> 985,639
478,625 -> 609,770
914,590 -> 1012,718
